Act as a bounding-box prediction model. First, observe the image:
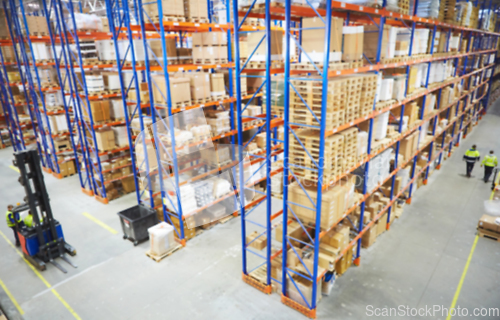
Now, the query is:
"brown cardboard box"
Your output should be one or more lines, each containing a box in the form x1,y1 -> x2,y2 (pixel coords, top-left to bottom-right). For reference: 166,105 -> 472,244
478,214 -> 500,233
100,17 -> 109,31
335,244 -> 353,275
287,275 -> 321,308
95,127 -> 116,151
171,215 -> 196,240
202,32 -> 227,46
58,161 -> 68,177
121,176 -> 136,193
289,182 -> 346,230
275,221 -> 308,246
342,26 -> 364,61
149,38 -> 177,63
364,25 -> 390,60
246,231 -> 267,250
67,160 -> 76,175
301,17 -> 343,62
377,212 -> 388,236
0,9 -> 9,38
247,30 -> 283,61
177,47 -> 192,62
136,145 -> 158,171
210,74 -> 225,97
143,0 -> 184,19
184,0 -> 208,20
287,248 -> 302,268
184,72 -> 211,101
151,75 -> 191,106
83,100 -> 110,123
362,226 -> 377,248
399,131 -> 418,162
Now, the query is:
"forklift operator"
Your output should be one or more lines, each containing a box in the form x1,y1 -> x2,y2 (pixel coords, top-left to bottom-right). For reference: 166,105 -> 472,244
24,211 -> 43,228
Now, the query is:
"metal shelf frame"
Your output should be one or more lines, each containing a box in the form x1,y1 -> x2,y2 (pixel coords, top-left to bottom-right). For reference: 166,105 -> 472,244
233,0 -> 500,318
0,44 -> 24,151
10,0 -> 88,186
106,0 -> 248,244
1,0 -> 46,157
56,0 -> 114,200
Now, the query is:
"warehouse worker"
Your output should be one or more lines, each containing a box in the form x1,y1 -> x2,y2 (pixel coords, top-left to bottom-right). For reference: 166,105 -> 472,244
23,211 -> 43,229
463,145 -> 480,177
481,150 -> 498,183
5,205 -> 20,246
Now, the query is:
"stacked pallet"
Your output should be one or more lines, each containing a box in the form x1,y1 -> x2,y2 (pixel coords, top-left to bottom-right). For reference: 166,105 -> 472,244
289,130 -> 344,184
342,76 -> 363,123
438,0 -> 457,24
340,128 -> 358,170
398,0 -> 410,15
360,73 -> 377,117
290,77 -> 345,130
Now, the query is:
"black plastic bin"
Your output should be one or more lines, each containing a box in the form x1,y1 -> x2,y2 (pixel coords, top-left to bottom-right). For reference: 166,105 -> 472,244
117,204 -> 158,246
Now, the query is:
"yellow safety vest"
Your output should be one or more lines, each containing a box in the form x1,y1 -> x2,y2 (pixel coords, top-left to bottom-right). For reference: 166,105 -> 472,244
24,215 -> 43,228
465,149 -> 480,158
5,211 -> 20,228
482,155 -> 498,167
464,149 -> 480,162
24,215 -> 33,228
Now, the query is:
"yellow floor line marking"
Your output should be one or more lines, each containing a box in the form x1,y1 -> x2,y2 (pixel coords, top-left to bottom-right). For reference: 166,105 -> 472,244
0,277 -> 24,315
9,165 -> 19,173
0,230 -> 81,319
446,235 -> 479,320
82,212 -> 118,234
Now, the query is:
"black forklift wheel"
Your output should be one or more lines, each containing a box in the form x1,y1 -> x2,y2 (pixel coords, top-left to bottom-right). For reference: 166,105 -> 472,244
133,241 -> 139,246
123,235 -> 128,240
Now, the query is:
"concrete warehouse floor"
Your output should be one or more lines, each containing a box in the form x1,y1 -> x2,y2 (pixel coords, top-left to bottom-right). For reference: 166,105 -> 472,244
1,102 -> 500,320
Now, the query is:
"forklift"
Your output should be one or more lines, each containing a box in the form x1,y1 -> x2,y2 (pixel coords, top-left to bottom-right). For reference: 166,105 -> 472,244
12,150 -> 77,273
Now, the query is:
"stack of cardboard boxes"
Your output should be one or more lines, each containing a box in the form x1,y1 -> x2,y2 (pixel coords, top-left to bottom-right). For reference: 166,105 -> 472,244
25,15 -> 50,35
478,214 -> 500,240
184,0 -> 209,22
143,0 -> 184,20
288,175 -> 357,231
192,32 -> 228,64
57,160 -> 77,178
247,30 -> 283,65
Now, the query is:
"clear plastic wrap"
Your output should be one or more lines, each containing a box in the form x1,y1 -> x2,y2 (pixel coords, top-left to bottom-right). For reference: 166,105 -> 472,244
135,108 -> 255,228
410,0 -> 440,18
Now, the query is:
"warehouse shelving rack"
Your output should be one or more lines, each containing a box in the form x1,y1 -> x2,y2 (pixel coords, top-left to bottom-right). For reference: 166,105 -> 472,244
1,1 -> 49,158
8,0 -> 90,187
0,42 -> 23,151
233,0 -> 500,318
105,0 -> 280,246
42,0 -> 94,187
55,0 -> 132,202
6,0 -> 53,169
232,0 -> 291,294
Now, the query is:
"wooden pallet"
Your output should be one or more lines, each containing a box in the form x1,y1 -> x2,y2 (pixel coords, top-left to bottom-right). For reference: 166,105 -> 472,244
187,17 -> 209,23
478,228 -> 500,242
194,58 -> 228,65
31,31 -> 49,37
151,15 -> 186,23
82,59 -> 101,66
241,1 -> 284,13
145,245 -> 182,262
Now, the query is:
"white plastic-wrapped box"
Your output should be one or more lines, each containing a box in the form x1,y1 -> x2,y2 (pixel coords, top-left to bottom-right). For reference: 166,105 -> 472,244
379,78 -> 394,101
374,111 -> 389,141
148,222 -> 175,256
67,13 -> 102,31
